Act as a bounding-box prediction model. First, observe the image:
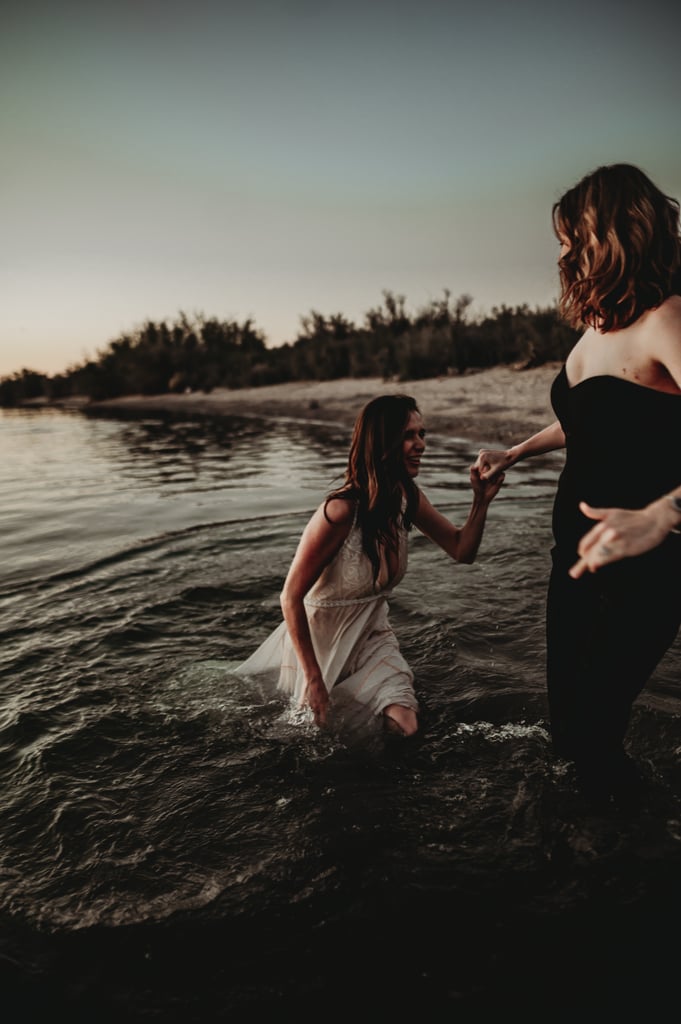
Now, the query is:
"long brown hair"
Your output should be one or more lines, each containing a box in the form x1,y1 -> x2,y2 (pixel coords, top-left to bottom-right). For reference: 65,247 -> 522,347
327,394 -> 420,583
553,163 -> 681,332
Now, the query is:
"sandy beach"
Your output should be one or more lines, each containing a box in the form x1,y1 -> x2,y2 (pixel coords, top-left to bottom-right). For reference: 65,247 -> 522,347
86,362 -> 562,445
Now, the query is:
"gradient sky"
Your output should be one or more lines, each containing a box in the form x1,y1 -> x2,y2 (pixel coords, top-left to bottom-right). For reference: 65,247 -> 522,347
2,0 -> 680,377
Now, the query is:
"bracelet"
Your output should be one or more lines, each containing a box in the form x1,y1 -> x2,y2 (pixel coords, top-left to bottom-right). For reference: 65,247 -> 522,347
669,493 -> 681,535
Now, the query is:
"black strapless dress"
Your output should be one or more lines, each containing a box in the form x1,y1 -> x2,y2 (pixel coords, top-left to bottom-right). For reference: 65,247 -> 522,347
546,366 -> 681,770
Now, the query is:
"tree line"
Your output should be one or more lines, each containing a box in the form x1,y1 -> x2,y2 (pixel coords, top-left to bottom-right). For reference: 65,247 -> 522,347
0,290 -> 580,407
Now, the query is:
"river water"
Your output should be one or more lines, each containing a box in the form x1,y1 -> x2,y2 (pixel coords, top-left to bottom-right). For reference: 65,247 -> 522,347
2,405 -> 680,1021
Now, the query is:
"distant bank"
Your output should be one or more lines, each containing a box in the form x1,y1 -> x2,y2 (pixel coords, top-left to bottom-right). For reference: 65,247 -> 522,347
75,364 -> 561,445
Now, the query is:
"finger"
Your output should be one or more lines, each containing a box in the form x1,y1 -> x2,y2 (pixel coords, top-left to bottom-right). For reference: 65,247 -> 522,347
578,501 -> 608,522
577,524 -> 606,555
569,556 -> 589,579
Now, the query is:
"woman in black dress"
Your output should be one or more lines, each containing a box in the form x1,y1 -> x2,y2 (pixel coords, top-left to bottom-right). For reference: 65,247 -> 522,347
474,163 -> 681,801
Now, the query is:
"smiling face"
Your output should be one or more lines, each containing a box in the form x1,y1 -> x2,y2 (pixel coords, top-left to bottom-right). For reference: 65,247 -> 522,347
402,410 -> 426,477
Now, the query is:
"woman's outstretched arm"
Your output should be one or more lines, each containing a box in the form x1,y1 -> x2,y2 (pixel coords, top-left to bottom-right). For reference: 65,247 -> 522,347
474,420 -> 566,480
414,465 -> 504,564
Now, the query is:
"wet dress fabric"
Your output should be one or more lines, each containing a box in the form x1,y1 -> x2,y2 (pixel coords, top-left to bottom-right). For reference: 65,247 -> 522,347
547,365 -> 681,771
236,504 -> 418,734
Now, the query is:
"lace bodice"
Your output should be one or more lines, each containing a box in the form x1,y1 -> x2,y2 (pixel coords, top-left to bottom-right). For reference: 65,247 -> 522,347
305,508 -> 408,608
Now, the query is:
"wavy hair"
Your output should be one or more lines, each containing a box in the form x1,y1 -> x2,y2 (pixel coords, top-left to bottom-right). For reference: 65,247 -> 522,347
327,394 -> 420,584
553,163 -> 681,332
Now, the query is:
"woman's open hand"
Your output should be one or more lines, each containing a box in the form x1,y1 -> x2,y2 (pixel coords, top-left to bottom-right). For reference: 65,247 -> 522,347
569,499 -> 676,577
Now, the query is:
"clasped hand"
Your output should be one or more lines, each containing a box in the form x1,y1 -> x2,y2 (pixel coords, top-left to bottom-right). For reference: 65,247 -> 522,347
474,448 -> 513,482
470,462 -> 505,500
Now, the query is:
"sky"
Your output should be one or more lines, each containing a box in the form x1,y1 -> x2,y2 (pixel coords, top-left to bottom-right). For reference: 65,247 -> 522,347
2,0 -> 680,378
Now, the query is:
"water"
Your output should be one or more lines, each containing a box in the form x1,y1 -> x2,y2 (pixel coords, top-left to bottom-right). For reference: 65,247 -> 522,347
2,406 -> 681,1021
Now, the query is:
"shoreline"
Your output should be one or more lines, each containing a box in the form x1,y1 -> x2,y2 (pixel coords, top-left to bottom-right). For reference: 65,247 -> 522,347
80,363 -> 561,444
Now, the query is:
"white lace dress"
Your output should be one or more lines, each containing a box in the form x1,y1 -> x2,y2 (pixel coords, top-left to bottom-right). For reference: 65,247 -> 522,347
236,506 -> 418,732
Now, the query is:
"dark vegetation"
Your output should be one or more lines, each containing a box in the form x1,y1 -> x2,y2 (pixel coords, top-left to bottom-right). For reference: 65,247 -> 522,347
0,291 -> 579,407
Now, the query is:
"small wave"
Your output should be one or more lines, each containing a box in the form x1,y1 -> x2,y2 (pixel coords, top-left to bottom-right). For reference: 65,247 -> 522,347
451,720 -> 550,744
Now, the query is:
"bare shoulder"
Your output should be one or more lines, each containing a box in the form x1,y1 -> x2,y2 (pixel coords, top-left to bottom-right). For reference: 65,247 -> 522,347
646,295 -> 681,356
646,294 -> 681,334
644,296 -> 681,389
564,327 -> 591,373
321,496 -> 355,527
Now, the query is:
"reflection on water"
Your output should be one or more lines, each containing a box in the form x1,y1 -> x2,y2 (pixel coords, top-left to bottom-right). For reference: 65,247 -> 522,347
2,406 -> 681,1018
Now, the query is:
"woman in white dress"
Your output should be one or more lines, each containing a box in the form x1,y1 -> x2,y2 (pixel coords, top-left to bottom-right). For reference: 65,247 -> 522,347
237,394 -> 504,737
